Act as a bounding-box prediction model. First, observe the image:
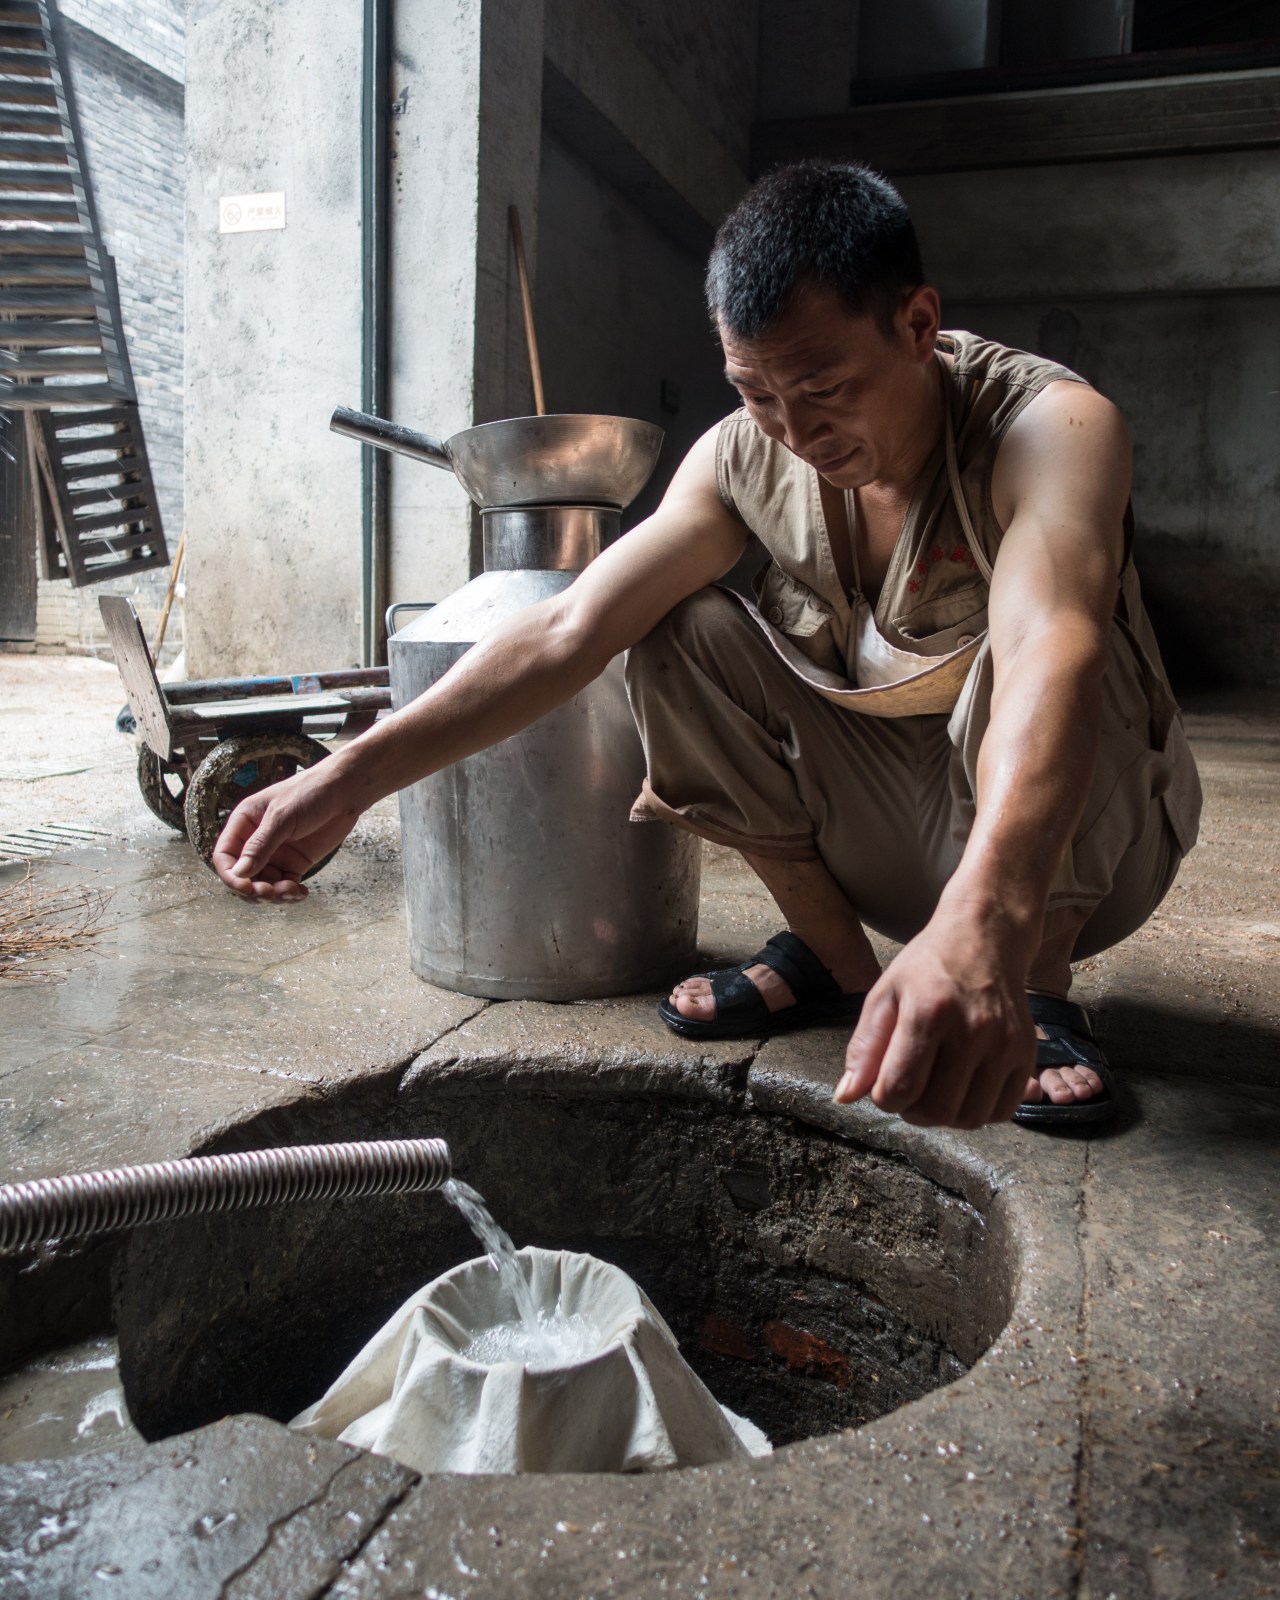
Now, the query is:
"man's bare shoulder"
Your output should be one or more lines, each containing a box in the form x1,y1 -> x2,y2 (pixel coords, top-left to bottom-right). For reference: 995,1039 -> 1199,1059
992,380 -> 1131,534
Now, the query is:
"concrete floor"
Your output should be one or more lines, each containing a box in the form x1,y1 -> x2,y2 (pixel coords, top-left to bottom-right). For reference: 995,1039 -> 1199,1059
0,654 -> 1277,1598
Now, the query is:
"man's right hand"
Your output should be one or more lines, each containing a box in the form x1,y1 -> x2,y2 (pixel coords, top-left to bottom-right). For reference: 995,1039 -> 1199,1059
211,761 -> 363,902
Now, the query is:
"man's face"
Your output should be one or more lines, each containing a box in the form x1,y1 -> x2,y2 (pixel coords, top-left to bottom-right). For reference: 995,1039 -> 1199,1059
719,281 -> 939,489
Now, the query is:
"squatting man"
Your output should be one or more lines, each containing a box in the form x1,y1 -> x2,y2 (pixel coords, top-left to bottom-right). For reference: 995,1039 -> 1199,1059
213,161 -> 1201,1133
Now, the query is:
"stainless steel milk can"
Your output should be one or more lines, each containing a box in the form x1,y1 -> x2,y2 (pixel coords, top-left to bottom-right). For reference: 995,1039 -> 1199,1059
386,499 -> 701,1000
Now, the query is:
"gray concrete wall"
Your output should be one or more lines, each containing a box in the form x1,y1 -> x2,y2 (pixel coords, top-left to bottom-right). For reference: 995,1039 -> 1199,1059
899,149 -> 1280,301
385,0 -> 545,611
606,0 -> 758,168
183,0 -> 364,676
757,1 -> 859,120
535,130 -> 733,529
944,292 -> 1280,689
905,145 -> 1280,688
59,0 -> 183,81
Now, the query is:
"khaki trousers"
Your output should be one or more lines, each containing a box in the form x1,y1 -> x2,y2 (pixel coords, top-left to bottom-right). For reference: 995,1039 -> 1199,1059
625,588 -> 1182,958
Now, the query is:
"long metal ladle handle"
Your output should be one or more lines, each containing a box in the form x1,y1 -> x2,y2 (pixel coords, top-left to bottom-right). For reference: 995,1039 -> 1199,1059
0,1137 -> 451,1255
330,406 -> 454,472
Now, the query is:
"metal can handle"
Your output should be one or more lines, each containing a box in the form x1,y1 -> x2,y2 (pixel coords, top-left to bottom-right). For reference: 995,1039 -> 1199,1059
330,406 -> 453,472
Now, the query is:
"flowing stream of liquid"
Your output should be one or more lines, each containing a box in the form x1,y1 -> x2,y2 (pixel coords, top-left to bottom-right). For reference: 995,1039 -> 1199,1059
441,1178 -> 542,1327
441,1177 -> 601,1369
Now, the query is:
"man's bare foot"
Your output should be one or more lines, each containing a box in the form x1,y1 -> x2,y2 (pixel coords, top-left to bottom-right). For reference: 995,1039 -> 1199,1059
1021,1030 -> 1106,1105
669,942 -> 879,1023
670,962 -> 797,1022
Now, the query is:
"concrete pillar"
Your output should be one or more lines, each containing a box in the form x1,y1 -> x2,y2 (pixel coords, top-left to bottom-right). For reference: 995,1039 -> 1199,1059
183,1 -> 365,676
385,0 -> 545,609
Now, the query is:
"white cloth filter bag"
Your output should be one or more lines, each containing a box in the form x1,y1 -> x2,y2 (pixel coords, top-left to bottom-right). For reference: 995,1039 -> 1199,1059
291,1247 -> 770,1474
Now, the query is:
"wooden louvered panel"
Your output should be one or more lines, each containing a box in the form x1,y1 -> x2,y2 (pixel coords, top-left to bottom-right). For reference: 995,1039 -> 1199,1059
0,318 -> 100,345
0,107 -> 61,133
4,380 -> 137,407
1,80 -> 55,107
0,195 -> 80,221
28,406 -> 167,585
0,164 -> 73,189
0,264 -> 91,287
3,0 -> 166,582
0,229 -> 91,255
0,51 -> 51,76
0,287 -> 98,313
0,0 -> 132,408
2,349 -> 113,377
60,453 -> 139,482
60,426 -> 139,455
0,136 -> 68,161
68,483 -> 137,510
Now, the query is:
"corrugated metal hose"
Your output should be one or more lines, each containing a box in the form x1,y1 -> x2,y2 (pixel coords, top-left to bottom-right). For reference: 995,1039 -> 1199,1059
0,1137 -> 451,1255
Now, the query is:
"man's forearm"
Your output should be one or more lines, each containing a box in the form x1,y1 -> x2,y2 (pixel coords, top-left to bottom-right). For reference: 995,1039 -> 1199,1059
937,621 -> 1108,951
320,594 -> 613,810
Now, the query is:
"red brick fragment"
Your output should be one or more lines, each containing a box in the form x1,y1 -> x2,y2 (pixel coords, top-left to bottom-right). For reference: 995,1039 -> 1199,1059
763,1320 -> 850,1389
700,1314 -> 756,1363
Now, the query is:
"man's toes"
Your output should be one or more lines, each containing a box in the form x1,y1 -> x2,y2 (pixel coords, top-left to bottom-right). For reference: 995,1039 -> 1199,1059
1037,1066 -> 1104,1104
1038,1069 -> 1079,1105
672,980 -> 716,1021
1060,1065 -> 1103,1101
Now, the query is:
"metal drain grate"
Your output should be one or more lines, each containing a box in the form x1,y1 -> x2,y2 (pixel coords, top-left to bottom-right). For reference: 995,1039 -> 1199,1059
0,822 -> 110,862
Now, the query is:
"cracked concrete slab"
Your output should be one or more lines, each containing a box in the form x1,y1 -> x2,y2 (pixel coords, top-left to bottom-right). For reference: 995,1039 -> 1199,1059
403,992 -> 757,1098
1075,1072 -> 1280,1597
0,1415 -> 415,1600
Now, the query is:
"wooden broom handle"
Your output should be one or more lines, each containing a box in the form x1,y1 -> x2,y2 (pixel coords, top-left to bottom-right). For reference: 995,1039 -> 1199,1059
151,524 -> 186,658
508,205 -> 546,416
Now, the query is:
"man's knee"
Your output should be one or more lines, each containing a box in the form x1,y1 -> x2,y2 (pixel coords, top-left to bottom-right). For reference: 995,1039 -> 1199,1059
625,587 -> 746,697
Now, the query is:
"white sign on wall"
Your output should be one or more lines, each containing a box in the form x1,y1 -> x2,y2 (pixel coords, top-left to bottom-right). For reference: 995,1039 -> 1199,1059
219,192 -> 286,234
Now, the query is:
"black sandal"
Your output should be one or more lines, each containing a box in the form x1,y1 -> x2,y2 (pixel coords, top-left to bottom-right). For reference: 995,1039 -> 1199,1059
657,930 -> 865,1041
1014,994 -> 1117,1128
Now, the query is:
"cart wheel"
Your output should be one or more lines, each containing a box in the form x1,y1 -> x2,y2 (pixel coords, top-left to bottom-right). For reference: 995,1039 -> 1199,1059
183,733 -> 336,879
136,744 -> 191,833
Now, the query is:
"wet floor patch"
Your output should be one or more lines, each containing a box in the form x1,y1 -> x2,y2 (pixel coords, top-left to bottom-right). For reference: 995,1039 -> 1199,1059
0,1336 -> 141,1464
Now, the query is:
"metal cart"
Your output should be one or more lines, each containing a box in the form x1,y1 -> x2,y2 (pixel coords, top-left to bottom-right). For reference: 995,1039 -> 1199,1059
99,595 -> 392,876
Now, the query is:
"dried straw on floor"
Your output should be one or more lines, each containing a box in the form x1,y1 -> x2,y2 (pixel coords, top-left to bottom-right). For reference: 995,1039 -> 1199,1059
0,868 -> 111,984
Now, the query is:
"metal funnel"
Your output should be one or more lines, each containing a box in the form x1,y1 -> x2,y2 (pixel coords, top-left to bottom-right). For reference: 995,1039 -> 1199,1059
331,407 -> 664,510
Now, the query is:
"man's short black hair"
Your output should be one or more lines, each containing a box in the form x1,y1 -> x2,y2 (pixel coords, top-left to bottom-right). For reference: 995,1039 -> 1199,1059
706,160 -> 925,340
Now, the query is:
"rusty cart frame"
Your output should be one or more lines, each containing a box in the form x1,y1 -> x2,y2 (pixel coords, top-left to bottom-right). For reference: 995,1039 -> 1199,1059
99,595 -> 392,875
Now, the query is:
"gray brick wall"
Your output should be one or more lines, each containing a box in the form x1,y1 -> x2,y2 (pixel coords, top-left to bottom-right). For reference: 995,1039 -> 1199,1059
59,0 -> 184,88
34,0 -> 186,660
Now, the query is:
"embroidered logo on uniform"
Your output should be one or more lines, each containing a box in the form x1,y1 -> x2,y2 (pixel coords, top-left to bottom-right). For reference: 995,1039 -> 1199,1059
914,546 -> 975,591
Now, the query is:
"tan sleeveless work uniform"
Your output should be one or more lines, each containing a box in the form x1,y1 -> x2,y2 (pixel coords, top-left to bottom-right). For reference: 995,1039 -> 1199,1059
625,332 -> 1201,955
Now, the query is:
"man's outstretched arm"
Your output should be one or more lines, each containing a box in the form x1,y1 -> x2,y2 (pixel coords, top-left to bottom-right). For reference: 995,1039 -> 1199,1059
836,381 -> 1131,1127
212,425 -> 747,900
